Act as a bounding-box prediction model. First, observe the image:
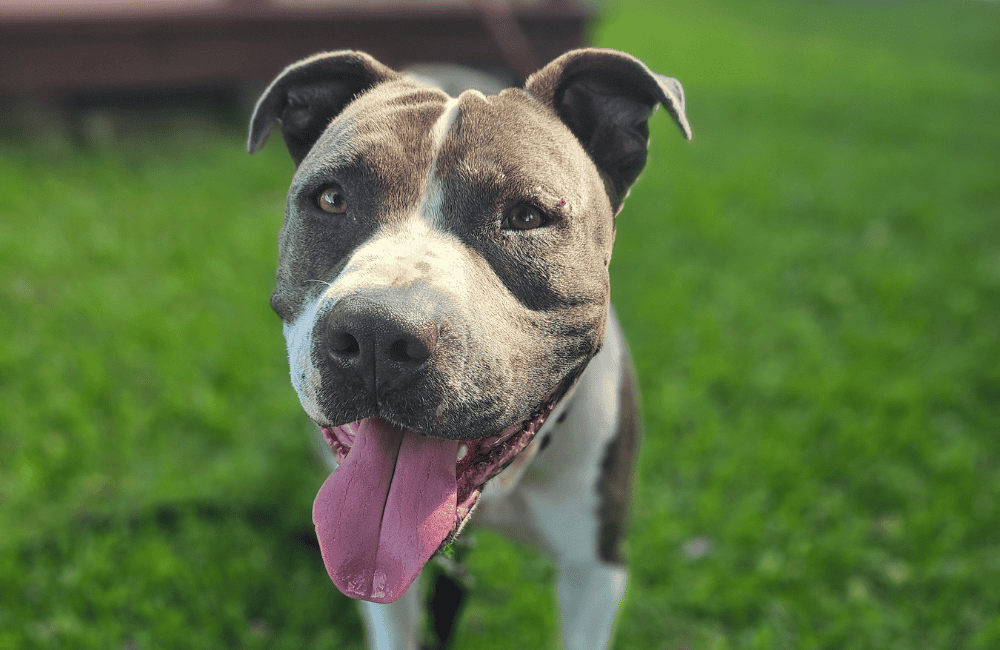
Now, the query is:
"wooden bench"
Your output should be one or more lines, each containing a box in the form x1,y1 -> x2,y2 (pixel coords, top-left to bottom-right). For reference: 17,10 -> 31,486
0,0 -> 594,94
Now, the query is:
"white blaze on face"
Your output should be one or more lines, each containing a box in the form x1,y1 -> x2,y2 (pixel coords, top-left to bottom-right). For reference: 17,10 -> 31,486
417,95 -> 462,230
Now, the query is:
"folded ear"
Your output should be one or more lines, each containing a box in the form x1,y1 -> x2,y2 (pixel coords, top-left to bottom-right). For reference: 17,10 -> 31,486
524,48 -> 692,207
248,50 -> 400,165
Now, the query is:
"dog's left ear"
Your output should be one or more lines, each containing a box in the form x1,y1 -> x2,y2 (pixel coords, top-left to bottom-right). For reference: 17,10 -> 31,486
525,48 -> 692,208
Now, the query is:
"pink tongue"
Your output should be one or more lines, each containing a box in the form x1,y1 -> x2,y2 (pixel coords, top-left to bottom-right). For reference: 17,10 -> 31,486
313,418 -> 460,603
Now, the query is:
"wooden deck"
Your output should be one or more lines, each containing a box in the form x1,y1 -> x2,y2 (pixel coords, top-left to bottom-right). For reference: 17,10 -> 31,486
0,0 -> 594,94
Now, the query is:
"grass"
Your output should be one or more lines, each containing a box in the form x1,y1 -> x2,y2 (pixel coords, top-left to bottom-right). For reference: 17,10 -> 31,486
1,0 -> 998,647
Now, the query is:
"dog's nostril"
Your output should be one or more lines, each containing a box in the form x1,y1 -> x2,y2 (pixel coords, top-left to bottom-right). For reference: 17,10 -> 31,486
388,339 -> 412,363
329,331 -> 360,357
387,331 -> 434,363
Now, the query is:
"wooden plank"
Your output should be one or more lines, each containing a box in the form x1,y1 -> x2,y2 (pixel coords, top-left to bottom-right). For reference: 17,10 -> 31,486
0,3 -> 592,93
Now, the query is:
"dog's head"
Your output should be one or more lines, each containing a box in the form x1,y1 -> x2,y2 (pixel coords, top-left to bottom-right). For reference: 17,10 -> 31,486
248,48 -> 690,603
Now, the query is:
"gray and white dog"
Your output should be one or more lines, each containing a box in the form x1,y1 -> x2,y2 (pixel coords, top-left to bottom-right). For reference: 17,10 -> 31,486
248,48 -> 691,650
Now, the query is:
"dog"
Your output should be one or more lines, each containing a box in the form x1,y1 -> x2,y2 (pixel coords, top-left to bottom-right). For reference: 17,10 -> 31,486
247,48 -> 691,650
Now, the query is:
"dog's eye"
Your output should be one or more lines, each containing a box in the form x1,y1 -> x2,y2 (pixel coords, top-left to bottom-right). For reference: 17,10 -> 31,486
318,186 -> 348,214
505,203 -> 546,230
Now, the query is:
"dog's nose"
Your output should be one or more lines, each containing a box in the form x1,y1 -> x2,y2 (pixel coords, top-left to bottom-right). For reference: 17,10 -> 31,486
321,290 -> 441,393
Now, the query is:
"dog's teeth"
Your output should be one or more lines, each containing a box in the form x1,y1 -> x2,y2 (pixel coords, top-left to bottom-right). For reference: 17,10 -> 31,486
457,444 -> 468,461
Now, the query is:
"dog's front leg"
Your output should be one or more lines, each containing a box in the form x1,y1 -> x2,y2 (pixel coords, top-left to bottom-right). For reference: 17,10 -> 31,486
522,308 -> 638,650
359,580 -> 422,650
557,559 -> 627,650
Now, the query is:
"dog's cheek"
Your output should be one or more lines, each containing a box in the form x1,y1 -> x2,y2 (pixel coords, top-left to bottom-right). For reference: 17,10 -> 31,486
279,307 -> 331,425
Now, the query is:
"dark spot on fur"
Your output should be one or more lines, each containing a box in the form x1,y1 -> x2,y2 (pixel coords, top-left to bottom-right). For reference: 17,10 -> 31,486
596,348 -> 640,565
428,572 -> 467,649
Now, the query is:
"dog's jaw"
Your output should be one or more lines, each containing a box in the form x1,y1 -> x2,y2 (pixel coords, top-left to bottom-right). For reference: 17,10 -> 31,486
310,383 -> 564,603
319,378 -> 565,533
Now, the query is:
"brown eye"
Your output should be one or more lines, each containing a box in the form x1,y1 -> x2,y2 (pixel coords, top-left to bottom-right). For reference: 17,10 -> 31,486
506,203 -> 546,230
318,186 -> 348,214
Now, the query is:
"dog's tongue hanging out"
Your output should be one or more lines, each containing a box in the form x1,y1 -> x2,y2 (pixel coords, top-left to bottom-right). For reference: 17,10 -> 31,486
312,418 -> 460,603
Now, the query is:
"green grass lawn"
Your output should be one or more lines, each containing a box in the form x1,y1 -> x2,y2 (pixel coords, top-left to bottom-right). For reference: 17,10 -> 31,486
2,0 -> 998,647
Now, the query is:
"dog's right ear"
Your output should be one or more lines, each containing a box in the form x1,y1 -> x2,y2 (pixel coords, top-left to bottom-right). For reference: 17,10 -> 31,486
525,48 -> 692,210
248,50 -> 400,165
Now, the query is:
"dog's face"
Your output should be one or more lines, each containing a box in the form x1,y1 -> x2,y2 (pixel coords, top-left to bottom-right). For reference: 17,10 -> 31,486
274,81 -> 617,440
249,48 -> 690,604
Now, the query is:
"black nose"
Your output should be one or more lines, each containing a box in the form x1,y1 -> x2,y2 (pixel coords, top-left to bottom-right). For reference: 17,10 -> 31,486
320,290 -> 441,394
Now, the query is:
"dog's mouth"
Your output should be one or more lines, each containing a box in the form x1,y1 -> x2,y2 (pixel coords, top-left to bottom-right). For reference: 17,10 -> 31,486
312,390 -> 562,604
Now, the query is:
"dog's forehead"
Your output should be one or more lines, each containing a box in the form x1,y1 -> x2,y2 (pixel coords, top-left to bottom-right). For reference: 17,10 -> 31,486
295,79 -> 579,187
431,89 -> 607,209
292,80 -> 451,184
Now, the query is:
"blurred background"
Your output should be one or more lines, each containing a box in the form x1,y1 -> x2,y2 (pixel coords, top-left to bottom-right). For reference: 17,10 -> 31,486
1,0 -> 998,648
